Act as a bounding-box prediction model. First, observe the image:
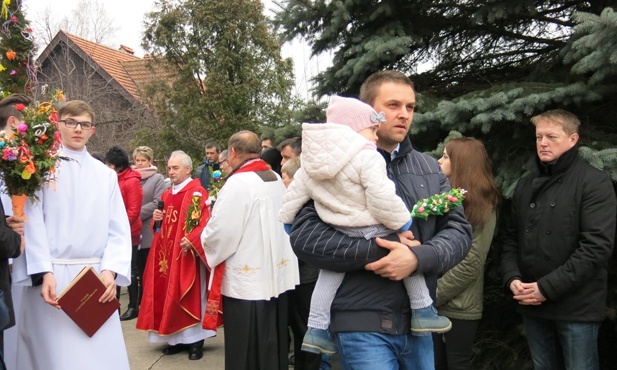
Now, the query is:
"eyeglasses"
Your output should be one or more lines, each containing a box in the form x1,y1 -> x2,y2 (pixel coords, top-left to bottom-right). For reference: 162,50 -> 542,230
60,118 -> 94,130
219,159 -> 229,166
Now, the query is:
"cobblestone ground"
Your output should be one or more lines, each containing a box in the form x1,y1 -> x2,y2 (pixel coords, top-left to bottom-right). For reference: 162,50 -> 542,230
120,288 -> 339,369
119,288 -> 225,369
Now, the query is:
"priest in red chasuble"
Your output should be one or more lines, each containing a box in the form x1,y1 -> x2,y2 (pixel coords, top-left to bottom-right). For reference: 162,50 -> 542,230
136,150 -> 215,361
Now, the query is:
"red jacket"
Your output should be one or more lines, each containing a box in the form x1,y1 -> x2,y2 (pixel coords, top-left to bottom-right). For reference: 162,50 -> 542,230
118,167 -> 143,246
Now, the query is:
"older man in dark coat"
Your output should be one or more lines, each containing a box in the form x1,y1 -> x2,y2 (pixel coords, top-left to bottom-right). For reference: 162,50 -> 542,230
501,109 -> 616,370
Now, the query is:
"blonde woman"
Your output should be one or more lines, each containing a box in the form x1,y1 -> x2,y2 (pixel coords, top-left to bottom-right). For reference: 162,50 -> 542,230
121,146 -> 166,321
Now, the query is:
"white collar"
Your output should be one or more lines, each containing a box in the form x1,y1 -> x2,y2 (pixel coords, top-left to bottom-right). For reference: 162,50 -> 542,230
390,143 -> 401,161
171,177 -> 192,194
59,146 -> 88,160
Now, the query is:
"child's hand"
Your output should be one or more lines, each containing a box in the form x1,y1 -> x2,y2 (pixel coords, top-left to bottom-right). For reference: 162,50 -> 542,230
397,230 -> 419,247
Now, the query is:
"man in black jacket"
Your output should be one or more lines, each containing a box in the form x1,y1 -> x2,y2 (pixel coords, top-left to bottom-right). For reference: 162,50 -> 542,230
0,93 -> 28,366
195,141 -> 220,189
0,198 -> 22,356
501,109 -> 616,369
289,71 -> 472,369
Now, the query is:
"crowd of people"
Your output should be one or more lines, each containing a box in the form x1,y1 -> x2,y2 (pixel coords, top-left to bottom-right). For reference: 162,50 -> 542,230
0,69 -> 614,370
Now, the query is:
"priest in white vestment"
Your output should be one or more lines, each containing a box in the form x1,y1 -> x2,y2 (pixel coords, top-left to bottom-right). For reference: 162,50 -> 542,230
201,131 -> 299,370
13,100 -> 132,370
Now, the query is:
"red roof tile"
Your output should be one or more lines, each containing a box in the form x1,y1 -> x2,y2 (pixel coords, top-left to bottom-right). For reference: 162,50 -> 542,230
64,33 -> 142,100
38,31 -> 172,104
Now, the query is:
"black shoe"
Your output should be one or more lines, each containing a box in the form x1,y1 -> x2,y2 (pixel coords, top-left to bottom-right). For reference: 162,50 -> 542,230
120,307 -> 139,321
188,344 -> 203,360
162,343 -> 188,355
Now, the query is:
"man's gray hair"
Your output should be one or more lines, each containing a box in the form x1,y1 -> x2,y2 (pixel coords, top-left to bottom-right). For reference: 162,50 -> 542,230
170,150 -> 193,168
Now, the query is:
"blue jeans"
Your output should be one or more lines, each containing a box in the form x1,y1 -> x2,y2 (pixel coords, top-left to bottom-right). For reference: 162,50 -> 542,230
523,316 -> 600,370
335,331 -> 434,370
320,354 -> 332,370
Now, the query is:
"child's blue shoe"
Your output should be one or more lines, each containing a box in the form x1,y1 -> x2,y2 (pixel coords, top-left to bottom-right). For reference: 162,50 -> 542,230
411,306 -> 452,336
301,327 -> 337,355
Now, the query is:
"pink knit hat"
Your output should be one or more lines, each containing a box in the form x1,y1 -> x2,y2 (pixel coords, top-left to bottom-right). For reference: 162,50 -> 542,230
326,96 -> 386,132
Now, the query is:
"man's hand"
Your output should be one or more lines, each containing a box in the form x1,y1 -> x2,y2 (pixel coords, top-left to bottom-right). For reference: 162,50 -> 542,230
7,216 -> 25,235
152,209 -> 164,221
99,270 -> 117,303
365,238 -> 419,280
510,280 -> 545,306
180,237 -> 191,255
41,272 -> 61,309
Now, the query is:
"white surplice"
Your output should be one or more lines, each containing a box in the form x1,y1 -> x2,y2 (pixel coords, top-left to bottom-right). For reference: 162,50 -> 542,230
13,148 -> 132,370
201,168 -> 299,301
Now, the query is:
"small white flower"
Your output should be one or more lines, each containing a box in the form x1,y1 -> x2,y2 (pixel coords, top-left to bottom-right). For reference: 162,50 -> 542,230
33,122 -> 50,136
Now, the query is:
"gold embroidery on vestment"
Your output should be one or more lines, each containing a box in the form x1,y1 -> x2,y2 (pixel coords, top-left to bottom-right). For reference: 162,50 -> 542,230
231,264 -> 261,276
278,258 -> 289,268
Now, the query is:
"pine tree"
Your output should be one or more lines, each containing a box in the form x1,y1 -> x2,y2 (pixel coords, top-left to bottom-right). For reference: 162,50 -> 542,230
413,7 -> 617,194
0,0 -> 36,95
275,1 -> 617,194
137,0 -> 295,160
259,99 -> 326,145
275,0 -> 613,97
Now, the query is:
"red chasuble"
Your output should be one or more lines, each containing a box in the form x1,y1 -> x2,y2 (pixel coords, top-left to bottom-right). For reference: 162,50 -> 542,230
137,178 -> 210,335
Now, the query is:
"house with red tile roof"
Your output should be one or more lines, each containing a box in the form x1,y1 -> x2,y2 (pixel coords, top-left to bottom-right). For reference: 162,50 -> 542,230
36,30 -> 171,153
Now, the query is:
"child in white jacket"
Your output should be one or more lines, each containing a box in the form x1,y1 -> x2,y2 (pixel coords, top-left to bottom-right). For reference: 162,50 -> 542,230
279,96 -> 451,355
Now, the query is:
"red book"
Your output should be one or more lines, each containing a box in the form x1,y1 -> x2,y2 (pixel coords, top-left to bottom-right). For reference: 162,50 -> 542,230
57,266 -> 120,337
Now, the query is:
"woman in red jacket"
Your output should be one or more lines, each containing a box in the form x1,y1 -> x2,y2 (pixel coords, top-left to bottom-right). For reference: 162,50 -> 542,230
105,146 -> 143,319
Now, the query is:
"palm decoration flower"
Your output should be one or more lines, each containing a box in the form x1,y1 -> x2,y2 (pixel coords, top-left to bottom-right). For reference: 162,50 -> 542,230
0,89 -> 65,217
411,188 -> 466,220
208,170 -> 225,199
184,191 -> 203,233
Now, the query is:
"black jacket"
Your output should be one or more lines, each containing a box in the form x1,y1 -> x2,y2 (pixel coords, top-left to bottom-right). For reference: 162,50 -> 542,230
501,147 -> 616,321
195,161 -> 220,190
0,198 -> 22,330
290,137 -> 472,334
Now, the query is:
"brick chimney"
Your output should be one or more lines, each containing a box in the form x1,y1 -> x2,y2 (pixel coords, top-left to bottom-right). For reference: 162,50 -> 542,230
119,45 -> 134,55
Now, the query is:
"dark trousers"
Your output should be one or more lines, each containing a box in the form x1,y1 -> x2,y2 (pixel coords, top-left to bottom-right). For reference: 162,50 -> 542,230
433,318 -> 479,370
136,248 -> 150,306
288,282 -> 323,370
223,293 -> 289,370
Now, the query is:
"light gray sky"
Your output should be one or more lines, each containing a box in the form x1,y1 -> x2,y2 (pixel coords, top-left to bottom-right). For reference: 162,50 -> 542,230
23,0 -> 155,54
22,0 -> 329,98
